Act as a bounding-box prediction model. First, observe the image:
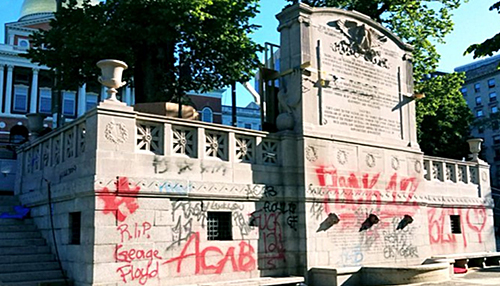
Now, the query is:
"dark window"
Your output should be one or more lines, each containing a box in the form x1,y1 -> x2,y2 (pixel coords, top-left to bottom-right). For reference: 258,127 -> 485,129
491,92 -> 497,102
489,78 -> 496,88
207,212 -> 232,241
476,96 -> 482,106
494,121 -> 500,130
495,149 -> 500,161
201,107 -> 213,123
62,91 -> 76,117
460,88 -> 467,96
86,93 -> 98,111
450,215 -> 461,234
494,135 -> 500,145
478,126 -> 484,133
69,212 -> 81,245
39,88 -> 52,114
475,83 -> 481,93
13,85 -> 28,113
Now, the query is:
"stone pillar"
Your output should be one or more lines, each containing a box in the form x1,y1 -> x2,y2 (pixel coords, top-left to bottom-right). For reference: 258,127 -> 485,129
78,83 -> 87,116
0,65 -> 4,112
30,68 -> 39,113
4,65 -> 14,114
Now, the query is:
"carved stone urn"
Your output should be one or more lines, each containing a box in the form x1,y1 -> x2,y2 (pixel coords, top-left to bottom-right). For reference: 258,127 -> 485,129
96,59 -> 128,102
26,113 -> 47,136
467,138 -> 483,162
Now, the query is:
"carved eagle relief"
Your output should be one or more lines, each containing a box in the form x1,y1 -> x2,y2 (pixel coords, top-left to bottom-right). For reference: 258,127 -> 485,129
334,19 -> 387,53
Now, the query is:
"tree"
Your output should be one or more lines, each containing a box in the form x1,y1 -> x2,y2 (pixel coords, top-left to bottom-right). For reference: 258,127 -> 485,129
415,73 -> 473,159
465,1 -> 500,58
288,0 -> 474,159
26,0 -> 262,103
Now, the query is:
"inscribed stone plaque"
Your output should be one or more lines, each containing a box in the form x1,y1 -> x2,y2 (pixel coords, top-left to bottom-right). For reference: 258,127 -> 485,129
308,12 -> 413,143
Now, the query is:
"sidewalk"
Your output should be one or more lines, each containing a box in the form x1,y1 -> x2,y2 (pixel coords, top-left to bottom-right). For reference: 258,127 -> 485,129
405,266 -> 500,285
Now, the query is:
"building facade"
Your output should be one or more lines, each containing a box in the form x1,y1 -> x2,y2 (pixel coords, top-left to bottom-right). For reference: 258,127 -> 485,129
455,55 -> 500,187
222,101 -> 261,130
0,0 -> 224,192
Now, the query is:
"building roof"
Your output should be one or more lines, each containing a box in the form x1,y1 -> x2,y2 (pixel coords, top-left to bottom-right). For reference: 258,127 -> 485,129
455,53 -> 500,73
20,0 -> 100,20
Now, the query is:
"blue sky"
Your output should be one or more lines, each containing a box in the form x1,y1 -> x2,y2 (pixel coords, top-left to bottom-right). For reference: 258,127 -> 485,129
1,0 -> 499,106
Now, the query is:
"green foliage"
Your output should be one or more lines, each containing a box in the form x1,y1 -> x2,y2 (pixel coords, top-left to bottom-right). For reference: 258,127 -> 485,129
289,0 -> 473,158
465,1 -> 500,58
26,0 -> 262,103
415,73 -> 473,159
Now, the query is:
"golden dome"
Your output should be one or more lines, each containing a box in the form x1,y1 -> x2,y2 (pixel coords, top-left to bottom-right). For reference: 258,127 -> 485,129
20,0 -> 100,20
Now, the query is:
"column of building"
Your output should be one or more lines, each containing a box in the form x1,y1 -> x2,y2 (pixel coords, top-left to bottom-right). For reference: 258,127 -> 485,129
30,68 -> 39,113
0,65 -> 4,112
4,65 -> 13,114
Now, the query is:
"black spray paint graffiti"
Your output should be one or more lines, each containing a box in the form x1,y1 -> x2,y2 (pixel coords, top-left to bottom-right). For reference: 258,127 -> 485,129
153,156 -> 227,176
59,165 -> 77,182
383,217 -> 418,260
166,200 -> 249,250
310,200 -> 325,221
249,186 -> 298,269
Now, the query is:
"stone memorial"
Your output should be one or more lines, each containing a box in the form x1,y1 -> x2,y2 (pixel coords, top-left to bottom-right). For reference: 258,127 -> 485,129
277,4 -> 418,150
9,3 -> 495,286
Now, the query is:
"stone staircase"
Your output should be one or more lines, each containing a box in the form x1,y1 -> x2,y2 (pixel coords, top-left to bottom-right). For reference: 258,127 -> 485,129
0,195 -> 67,286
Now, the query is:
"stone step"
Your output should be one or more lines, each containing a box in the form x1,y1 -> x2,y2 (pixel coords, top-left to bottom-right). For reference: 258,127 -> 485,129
0,270 -> 64,283
0,231 -> 41,240
0,253 -> 55,264
0,205 -> 22,212
7,279 -> 70,286
0,245 -> 50,256
0,223 -> 37,232
0,218 -> 33,225
0,261 -> 60,274
0,238 -> 46,247
0,195 -> 19,205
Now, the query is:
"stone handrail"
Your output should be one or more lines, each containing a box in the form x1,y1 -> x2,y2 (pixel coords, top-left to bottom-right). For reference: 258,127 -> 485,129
423,155 -> 479,185
134,112 -> 280,166
19,114 -> 89,177
17,107 -> 280,179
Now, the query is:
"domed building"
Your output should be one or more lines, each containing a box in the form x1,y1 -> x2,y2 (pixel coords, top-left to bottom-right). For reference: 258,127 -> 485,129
0,0 -> 113,194
0,0 -> 224,193
20,0 -> 101,20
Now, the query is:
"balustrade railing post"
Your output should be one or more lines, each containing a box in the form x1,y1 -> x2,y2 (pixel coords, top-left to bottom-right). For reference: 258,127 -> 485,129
228,132 -> 236,163
164,123 -> 172,156
197,127 -> 205,160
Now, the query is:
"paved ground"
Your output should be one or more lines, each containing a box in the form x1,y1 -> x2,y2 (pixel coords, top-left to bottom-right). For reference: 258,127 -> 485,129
403,266 -> 500,286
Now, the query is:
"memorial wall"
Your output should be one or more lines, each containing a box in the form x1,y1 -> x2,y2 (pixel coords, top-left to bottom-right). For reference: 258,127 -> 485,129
278,5 -> 417,149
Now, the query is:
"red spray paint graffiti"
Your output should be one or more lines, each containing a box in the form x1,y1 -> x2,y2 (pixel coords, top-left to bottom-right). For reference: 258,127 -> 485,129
114,221 -> 161,285
467,208 -> 487,243
428,207 -> 487,247
314,166 -> 419,225
163,232 -> 256,275
98,177 -> 140,222
249,208 -> 285,269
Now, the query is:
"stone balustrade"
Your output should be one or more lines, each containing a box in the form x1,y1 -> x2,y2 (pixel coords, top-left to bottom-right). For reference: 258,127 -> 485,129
134,112 -> 280,166
15,103 -> 284,203
422,155 -> 491,201
423,155 -> 479,185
